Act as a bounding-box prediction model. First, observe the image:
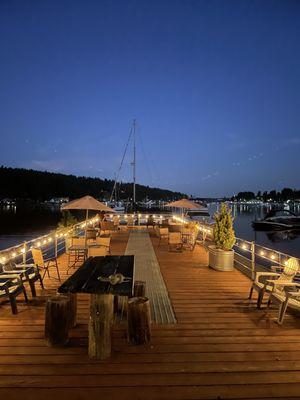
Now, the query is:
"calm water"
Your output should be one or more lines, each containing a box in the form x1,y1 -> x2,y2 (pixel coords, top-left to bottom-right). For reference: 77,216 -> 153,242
208,203 -> 300,258
1,203 -> 300,257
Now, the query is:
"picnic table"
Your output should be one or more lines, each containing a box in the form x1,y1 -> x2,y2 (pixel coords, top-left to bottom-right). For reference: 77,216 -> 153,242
58,255 -> 134,359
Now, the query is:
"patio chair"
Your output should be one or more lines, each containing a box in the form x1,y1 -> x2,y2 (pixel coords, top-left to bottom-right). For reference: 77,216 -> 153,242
113,215 -> 120,231
158,227 -> 169,246
31,248 -> 61,281
268,280 -> 300,325
249,257 -> 299,308
127,216 -> 135,227
1,263 -> 43,297
168,232 -> 183,252
95,236 -> 111,254
88,246 -> 108,258
182,228 -> 197,251
0,275 -> 28,314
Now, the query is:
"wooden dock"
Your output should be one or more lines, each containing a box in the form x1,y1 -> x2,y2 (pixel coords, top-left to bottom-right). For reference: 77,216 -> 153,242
1,228 -> 300,399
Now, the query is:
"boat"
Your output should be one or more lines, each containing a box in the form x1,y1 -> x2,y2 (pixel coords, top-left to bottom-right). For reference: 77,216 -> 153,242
186,207 -> 211,223
252,209 -> 300,230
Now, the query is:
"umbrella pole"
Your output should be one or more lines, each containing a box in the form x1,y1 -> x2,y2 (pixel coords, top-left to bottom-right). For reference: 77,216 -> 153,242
85,209 -> 89,245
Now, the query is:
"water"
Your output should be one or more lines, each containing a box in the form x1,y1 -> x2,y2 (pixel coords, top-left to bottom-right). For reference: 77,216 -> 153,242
208,203 -> 300,258
1,202 -> 300,258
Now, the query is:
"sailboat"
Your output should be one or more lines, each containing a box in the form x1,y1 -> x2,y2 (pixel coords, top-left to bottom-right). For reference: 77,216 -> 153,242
109,120 -> 137,212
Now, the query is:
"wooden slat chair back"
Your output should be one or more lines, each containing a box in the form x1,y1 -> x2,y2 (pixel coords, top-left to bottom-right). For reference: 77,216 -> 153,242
158,227 -> 169,246
95,236 -> 111,248
249,257 -> 300,308
88,246 -> 108,258
127,216 -> 134,227
168,232 -> 183,252
31,248 -> 60,281
72,237 -> 86,246
31,248 -> 44,268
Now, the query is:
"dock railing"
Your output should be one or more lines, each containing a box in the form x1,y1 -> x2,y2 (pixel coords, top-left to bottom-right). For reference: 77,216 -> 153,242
0,216 -> 100,267
1,212 -> 299,284
196,221 -> 300,281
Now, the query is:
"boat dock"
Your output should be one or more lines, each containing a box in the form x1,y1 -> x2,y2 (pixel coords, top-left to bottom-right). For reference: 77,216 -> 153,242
1,227 -> 300,399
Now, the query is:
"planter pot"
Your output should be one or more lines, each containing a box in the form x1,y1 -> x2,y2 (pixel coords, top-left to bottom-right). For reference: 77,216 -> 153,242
208,245 -> 234,271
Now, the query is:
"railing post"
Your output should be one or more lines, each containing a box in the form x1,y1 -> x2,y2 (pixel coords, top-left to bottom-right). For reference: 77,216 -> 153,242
250,241 -> 255,280
23,241 -> 27,264
55,233 -> 58,259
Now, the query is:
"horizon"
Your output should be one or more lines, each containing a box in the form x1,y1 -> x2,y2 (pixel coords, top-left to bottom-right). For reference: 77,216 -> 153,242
1,0 -> 299,196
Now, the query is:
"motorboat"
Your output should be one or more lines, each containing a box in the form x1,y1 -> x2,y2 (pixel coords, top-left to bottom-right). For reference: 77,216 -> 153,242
186,208 -> 211,223
252,209 -> 300,230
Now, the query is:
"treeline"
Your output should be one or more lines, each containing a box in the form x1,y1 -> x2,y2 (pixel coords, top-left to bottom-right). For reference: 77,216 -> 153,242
0,166 -> 185,201
232,188 -> 300,202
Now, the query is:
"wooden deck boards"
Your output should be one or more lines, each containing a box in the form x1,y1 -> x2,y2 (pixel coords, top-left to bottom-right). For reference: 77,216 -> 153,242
1,229 -> 300,399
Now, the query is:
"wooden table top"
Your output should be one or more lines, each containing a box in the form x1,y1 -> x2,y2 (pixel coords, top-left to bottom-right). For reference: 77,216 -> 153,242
58,255 -> 134,296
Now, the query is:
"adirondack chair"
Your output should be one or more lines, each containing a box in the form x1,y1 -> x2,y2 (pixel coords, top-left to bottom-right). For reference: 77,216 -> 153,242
268,280 -> 300,325
249,257 -> 299,308
31,248 -> 61,281
1,263 -> 43,297
0,275 -> 28,314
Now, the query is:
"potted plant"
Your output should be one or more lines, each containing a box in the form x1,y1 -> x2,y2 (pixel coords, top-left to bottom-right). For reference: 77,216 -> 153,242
208,203 -> 236,271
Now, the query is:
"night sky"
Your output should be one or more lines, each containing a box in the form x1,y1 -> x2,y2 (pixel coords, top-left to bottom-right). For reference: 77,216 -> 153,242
0,0 -> 299,197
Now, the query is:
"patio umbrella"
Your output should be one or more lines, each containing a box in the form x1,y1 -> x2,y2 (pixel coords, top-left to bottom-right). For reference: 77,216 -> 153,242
61,195 -> 115,238
165,198 -> 204,227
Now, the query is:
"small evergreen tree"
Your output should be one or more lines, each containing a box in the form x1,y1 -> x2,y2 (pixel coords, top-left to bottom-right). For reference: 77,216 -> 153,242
213,203 -> 236,251
58,211 -> 77,229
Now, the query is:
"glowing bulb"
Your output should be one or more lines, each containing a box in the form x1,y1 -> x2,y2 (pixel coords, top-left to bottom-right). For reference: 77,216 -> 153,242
48,237 -> 52,242
36,242 -> 41,247
43,240 -> 47,244
20,248 -> 25,254
242,244 -> 247,250
271,254 -> 276,260
11,252 -> 16,258
260,251 -> 265,256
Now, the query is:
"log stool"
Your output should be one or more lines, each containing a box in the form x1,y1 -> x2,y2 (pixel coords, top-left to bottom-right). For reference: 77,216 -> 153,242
45,296 -> 69,346
89,293 -> 114,359
58,292 -> 77,328
133,280 -> 146,297
127,297 -> 151,345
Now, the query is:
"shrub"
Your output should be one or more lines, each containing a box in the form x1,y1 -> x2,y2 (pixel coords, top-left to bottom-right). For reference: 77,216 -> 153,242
213,203 -> 236,251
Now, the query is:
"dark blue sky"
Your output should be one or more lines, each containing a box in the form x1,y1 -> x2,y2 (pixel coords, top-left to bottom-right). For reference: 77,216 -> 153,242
0,0 -> 299,197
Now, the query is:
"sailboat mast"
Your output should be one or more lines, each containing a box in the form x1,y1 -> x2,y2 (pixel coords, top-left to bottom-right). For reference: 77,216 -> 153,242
133,119 -> 136,206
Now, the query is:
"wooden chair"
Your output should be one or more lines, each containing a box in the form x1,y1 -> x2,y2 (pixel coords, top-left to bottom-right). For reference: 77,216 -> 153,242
268,281 -> 300,325
127,216 -> 135,228
88,246 -> 108,258
168,232 -> 183,252
31,248 -> 61,281
158,227 -> 169,246
101,221 -> 115,233
95,236 -> 111,254
1,263 -> 43,297
249,257 -> 299,308
113,215 -> 120,231
0,275 -> 28,314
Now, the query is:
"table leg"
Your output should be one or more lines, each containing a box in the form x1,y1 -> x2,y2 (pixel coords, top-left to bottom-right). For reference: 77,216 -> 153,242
88,293 -> 114,359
